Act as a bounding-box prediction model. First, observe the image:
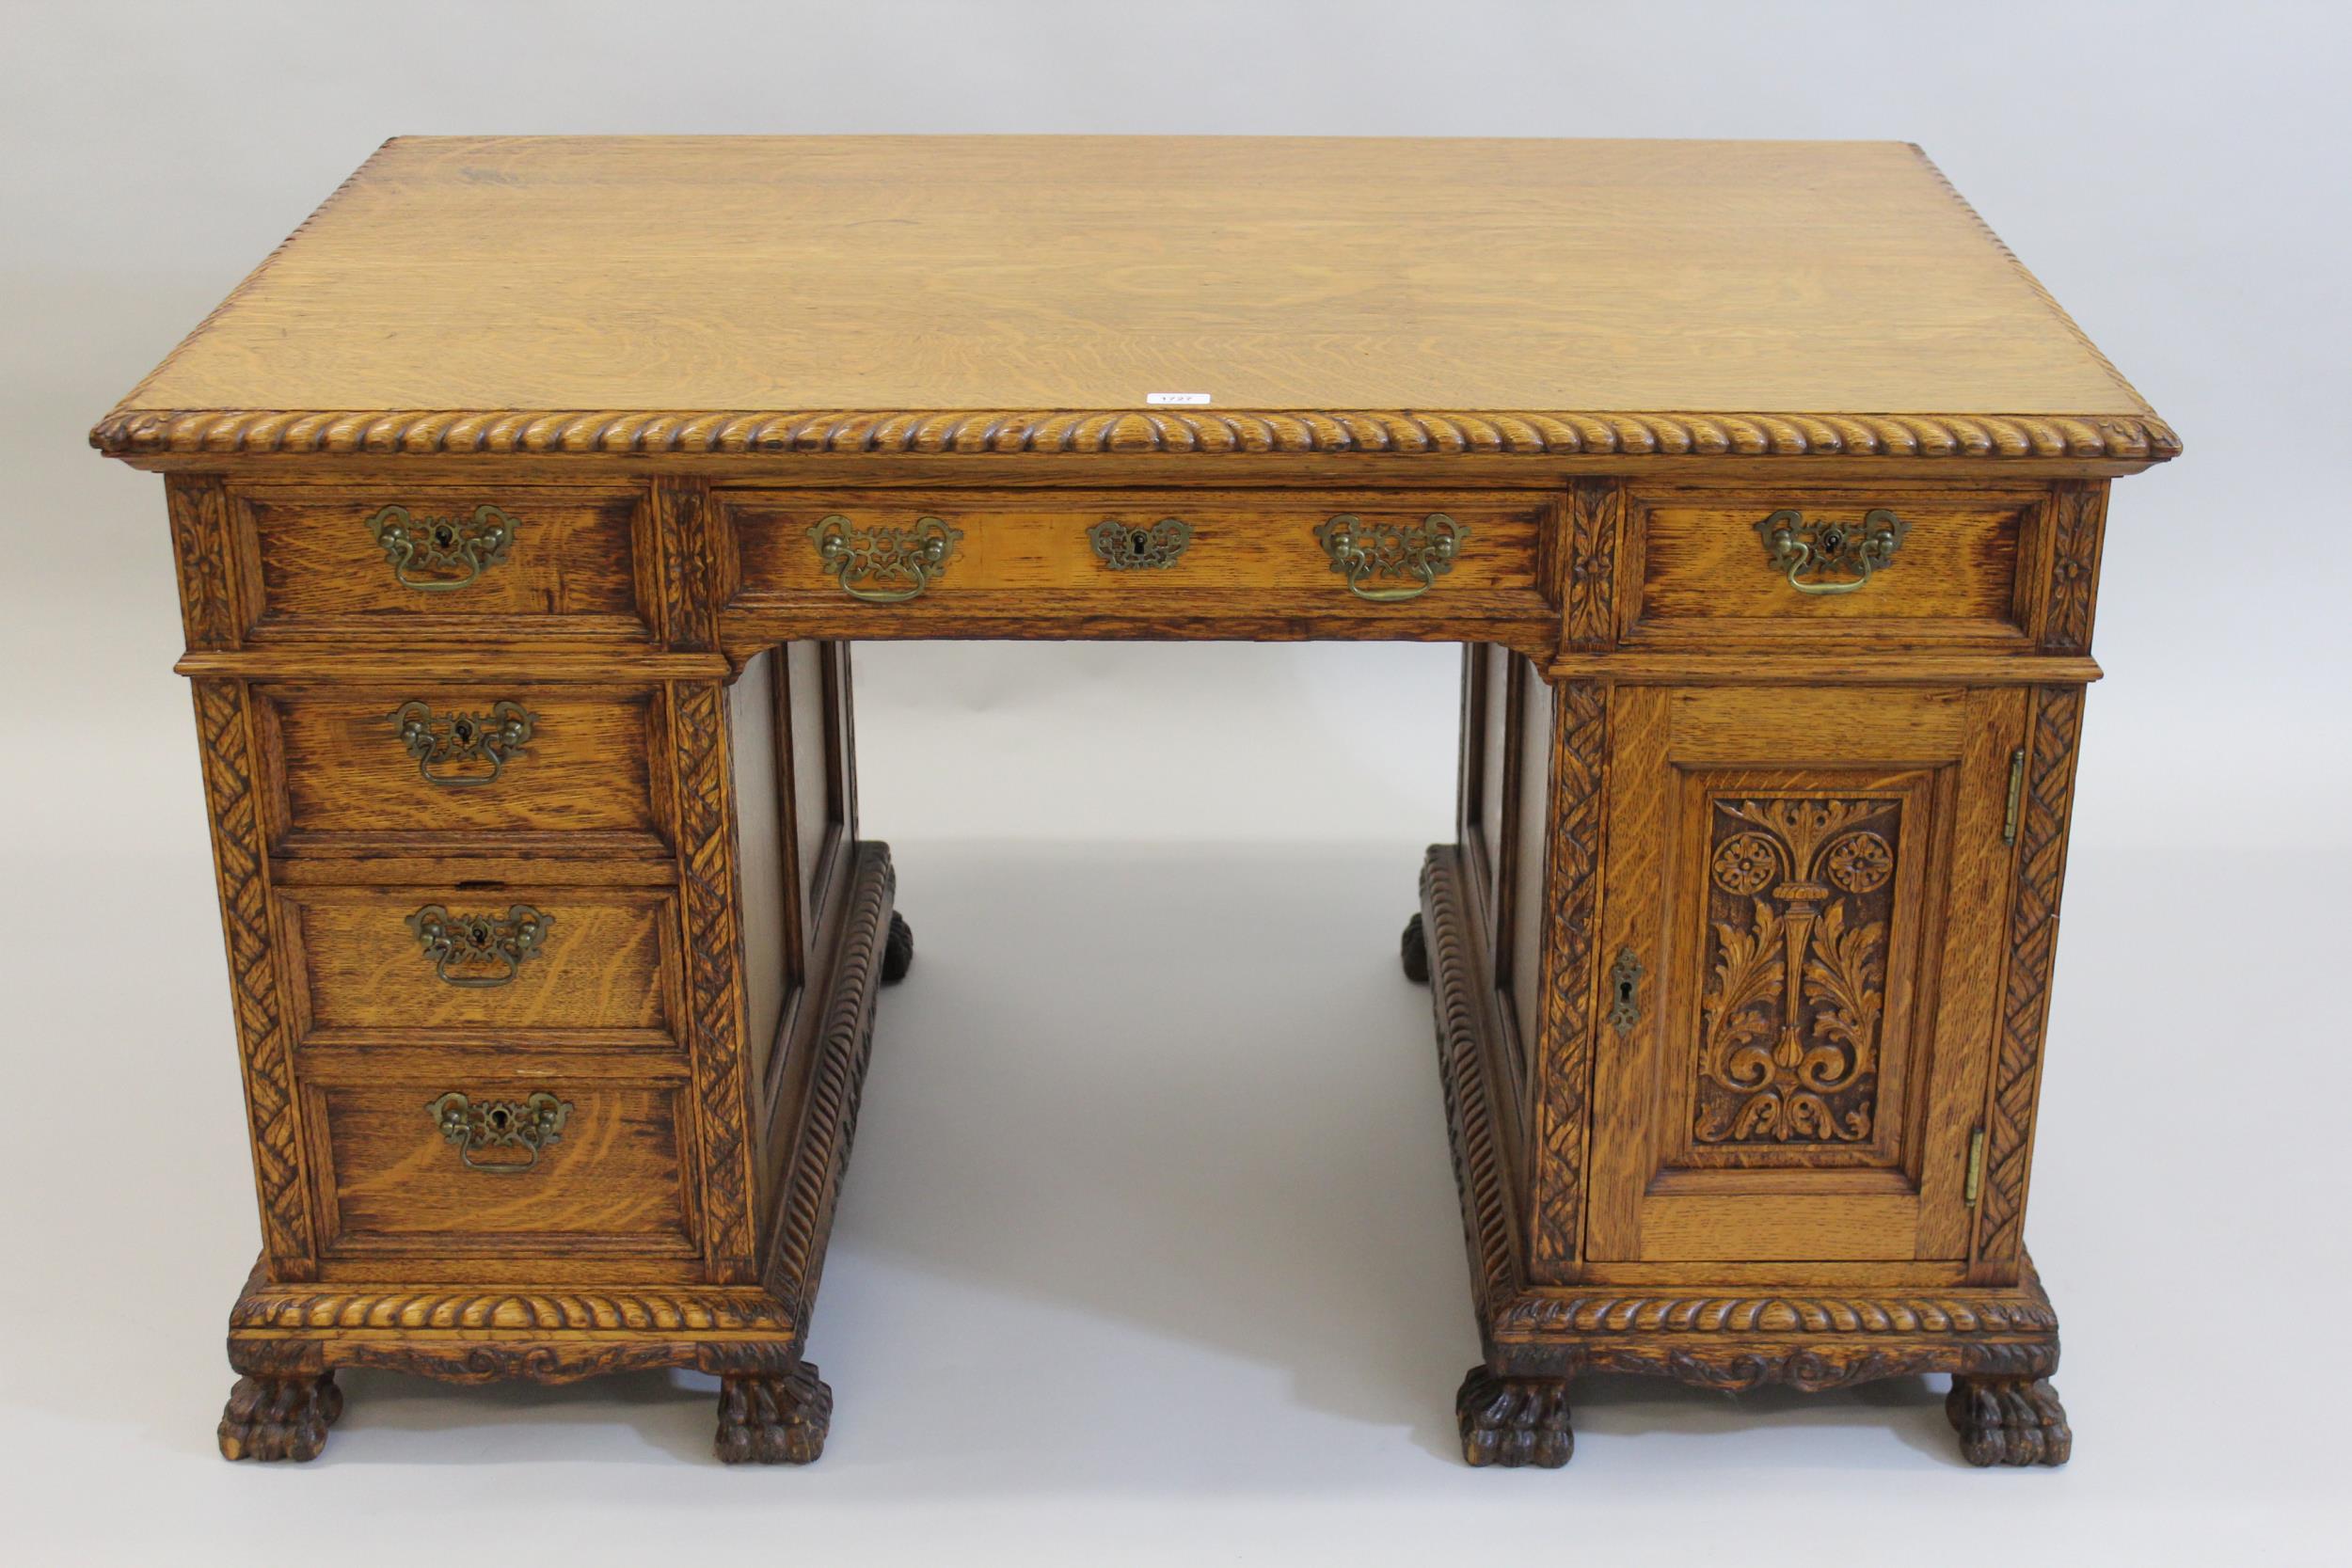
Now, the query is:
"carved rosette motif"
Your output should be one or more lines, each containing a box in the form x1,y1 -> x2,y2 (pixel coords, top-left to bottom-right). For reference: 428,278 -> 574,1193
167,474 -> 239,649
1975,686 -> 2086,1265
1528,681 -> 1608,1277
1559,480 -> 1619,651
1694,796 -> 1900,1148
2042,482 -> 2106,653
90,406 -> 2182,461
671,681 -> 757,1276
654,477 -> 721,649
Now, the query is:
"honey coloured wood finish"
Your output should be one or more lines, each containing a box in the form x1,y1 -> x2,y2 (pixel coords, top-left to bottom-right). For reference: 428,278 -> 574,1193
94,135 -> 2171,1468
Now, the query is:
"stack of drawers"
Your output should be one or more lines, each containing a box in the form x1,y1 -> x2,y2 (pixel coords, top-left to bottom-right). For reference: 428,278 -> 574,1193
233,484 -> 699,1278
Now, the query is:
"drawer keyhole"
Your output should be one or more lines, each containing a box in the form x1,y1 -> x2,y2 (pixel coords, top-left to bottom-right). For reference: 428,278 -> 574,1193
1607,947 -> 1644,1034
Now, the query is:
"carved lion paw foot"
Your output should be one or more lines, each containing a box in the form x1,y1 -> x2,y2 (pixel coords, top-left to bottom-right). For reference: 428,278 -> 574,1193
715,1364 -> 833,1465
218,1370 -> 343,1462
1457,1366 -> 1573,1467
881,912 -> 914,985
1402,912 -> 1430,984
1947,1374 -> 2071,1466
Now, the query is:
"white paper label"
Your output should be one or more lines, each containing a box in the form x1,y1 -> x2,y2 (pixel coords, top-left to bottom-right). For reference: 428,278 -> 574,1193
1145,392 -> 1213,405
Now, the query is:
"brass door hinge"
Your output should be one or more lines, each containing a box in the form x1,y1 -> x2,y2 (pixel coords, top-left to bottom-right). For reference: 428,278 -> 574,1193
2002,747 -> 2026,846
1964,1128 -> 1987,1206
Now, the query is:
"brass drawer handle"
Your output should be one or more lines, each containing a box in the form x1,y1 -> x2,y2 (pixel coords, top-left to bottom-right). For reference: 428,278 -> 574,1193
364,503 -> 517,593
1089,516 -> 1192,570
405,903 -> 550,988
1315,513 -> 1468,602
1755,508 -> 1909,596
807,514 -> 961,603
428,1090 -> 572,1174
389,700 -> 535,787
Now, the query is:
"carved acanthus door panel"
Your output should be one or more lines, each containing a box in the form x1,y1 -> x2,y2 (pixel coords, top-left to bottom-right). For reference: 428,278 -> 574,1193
1584,686 -> 2026,1264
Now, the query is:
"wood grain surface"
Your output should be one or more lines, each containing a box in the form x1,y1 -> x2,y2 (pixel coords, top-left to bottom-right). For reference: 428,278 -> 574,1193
313,1081 -> 692,1253
95,136 -> 2169,459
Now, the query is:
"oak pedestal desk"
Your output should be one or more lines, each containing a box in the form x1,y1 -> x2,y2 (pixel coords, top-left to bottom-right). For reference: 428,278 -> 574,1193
92,135 -> 2175,1468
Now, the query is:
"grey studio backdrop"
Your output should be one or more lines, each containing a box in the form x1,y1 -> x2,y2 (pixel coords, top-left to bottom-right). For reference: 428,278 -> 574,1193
2,3 -> 2345,1565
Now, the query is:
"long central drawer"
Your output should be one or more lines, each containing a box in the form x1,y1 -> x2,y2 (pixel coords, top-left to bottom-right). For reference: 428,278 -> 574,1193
722,488 -> 1554,629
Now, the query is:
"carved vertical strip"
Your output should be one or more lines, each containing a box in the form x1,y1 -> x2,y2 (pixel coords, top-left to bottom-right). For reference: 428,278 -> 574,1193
1527,680 -> 1609,1278
653,477 -> 722,651
1422,847 -> 1518,1311
1560,479 -> 1620,653
191,679 -> 312,1277
2040,481 -> 2106,653
673,680 -> 758,1278
766,844 -> 893,1325
167,474 -> 240,650
1974,686 -> 2086,1266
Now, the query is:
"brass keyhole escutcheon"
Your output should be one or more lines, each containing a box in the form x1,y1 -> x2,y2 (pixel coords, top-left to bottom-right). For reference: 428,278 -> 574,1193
1608,946 -> 1644,1034
1088,516 -> 1191,570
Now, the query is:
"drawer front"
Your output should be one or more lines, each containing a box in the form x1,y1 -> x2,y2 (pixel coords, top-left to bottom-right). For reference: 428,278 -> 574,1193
307,1075 -> 692,1258
233,484 -> 653,640
262,684 -> 667,856
726,489 -> 1548,613
279,885 -> 678,1046
1626,486 -> 2042,646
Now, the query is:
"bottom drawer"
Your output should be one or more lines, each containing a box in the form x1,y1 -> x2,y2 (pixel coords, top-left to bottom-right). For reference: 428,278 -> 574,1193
307,1076 -> 694,1259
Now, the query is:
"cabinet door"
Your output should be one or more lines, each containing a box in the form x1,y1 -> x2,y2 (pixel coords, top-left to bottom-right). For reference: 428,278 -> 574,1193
1584,685 -> 2024,1263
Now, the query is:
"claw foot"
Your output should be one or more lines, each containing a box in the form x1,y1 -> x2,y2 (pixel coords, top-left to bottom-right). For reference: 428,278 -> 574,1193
1457,1365 -> 1572,1467
1947,1374 -> 2071,1467
218,1370 -> 342,1462
1402,912 -> 1430,984
716,1363 -> 833,1465
881,912 -> 914,985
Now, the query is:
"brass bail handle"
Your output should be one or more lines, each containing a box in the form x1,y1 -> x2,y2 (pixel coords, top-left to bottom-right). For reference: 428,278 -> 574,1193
428,1091 -> 573,1174
1315,513 -> 1469,602
1756,507 -> 1909,595
406,903 -> 550,988
365,503 -> 517,593
389,699 -> 535,787
807,514 -> 962,603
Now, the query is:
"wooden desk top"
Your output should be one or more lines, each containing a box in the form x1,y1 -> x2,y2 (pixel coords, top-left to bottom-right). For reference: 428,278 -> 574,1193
93,135 -> 2173,464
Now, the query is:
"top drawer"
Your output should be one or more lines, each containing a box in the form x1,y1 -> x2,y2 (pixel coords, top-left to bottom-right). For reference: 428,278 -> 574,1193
226,484 -> 654,641
724,488 -> 1549,621
1622,484 -> 2050,648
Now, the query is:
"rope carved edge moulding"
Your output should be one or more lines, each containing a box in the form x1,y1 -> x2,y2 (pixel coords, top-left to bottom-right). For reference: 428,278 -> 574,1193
90,409 -> 2183,460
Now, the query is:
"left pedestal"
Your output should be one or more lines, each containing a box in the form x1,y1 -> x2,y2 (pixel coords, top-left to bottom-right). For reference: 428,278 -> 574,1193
154,467 -> 898,1465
